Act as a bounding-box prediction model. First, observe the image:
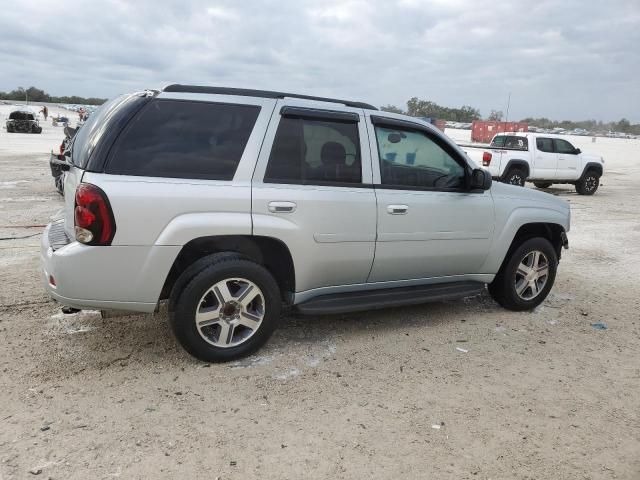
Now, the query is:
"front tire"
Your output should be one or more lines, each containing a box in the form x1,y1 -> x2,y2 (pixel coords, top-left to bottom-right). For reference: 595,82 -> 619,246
503,168 -> 526,187
575,170 -> 600,195
489,237 -> 558,311
170,256 -> 281,362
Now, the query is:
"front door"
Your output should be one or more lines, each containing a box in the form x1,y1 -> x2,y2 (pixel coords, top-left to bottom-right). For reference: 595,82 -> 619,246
367,117 -> 494,283
251,101 -> 377,294
532,137 -> 558,179
554,138 -> 580,180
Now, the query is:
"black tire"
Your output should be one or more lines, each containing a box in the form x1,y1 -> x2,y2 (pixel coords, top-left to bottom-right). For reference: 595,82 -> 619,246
170,255 -> 281,362
534,182 -> 552,189
34,126 -> 42,134
575,170 -> 600,195
503,168 -> 526,187
488,237 -> 558,311
6,124 -> 13,133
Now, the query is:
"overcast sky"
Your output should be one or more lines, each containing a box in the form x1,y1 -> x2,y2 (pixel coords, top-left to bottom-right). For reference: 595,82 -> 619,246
1,0 -> 638,122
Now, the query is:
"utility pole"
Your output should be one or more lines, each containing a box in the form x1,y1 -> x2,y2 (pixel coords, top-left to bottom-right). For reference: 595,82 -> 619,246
505,92 -> 511,122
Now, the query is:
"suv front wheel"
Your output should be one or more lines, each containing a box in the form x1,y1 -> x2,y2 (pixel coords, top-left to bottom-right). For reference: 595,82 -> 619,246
503,168 -> 526,187
488,237 -> 558,311
170,255 -> 281,362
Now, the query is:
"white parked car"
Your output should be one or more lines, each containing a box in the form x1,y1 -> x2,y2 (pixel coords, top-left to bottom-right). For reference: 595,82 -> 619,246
479,133 -> 605,194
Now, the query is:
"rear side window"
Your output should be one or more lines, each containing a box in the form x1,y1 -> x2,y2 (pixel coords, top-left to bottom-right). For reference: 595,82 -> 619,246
264,117 -> 362,185
106,100 -> 260,180
536,137 -> 554,153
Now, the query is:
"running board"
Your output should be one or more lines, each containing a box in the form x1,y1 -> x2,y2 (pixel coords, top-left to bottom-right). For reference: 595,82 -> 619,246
295,281 -> 486,315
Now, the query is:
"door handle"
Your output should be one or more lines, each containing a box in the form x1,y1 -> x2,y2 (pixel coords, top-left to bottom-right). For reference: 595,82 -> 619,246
268,201 -> 297,213
387,204 -> 408,215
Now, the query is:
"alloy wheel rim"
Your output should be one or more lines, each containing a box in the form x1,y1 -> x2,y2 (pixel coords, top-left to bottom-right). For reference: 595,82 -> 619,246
510,175 -> 524,186
585,175 -> 598,192
195,278 -> 265,348
514,250 -> 549,300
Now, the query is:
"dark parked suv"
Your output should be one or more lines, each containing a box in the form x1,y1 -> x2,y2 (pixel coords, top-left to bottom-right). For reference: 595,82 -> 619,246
6,110 -> 42,133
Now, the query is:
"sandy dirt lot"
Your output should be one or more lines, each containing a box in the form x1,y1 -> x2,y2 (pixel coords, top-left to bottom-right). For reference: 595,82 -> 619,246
1,107 -> 639,479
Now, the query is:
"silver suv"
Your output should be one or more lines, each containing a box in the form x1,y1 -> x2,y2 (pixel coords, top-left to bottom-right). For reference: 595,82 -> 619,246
41,85 -> 570,362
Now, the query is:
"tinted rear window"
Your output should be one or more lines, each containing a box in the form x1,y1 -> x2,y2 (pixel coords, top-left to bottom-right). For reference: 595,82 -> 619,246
491,135 -> 528,150
71,94 -> 141,169
106,100 -> 260,180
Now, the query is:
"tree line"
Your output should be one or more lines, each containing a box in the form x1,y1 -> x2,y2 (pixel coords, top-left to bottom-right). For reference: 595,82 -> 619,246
381,97 -> 639,134
0,86 -> 106,106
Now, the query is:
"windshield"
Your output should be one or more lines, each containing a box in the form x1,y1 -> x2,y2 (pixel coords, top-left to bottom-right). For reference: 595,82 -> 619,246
71,94 -> 137,168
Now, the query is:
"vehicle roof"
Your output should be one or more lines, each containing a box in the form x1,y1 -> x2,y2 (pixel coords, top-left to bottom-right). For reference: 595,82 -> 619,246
162,84 -> 378,110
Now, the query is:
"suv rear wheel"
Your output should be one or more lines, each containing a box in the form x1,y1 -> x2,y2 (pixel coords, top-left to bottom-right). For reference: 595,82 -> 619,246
575,170 -> 600,195
488,237 -> 558,311
170,255 -> 281,362
503,168 -> 526,187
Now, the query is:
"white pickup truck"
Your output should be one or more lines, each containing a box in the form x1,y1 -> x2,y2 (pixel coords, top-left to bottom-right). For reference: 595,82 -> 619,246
465,132 -> 605,195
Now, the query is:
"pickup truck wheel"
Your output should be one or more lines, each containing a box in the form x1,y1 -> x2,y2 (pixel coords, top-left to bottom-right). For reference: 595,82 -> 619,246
170,256 -> 281,362
575,171 -> 600,195
488,237 -> 557,311
534,182 -> 552,189
503,168 -> 526,187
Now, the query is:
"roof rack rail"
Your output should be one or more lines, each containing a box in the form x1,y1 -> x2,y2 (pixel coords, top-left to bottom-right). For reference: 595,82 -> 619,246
162,84 -> 378,110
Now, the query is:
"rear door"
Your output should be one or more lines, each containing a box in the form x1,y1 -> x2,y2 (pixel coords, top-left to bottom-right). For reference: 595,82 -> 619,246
251,101 -> 377,294
531,137 -> 558,179
554,138 -> 580,179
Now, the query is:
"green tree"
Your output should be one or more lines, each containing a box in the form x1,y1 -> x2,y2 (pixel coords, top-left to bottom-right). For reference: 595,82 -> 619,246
488,110 -> 503,121
380,105 -> 404,114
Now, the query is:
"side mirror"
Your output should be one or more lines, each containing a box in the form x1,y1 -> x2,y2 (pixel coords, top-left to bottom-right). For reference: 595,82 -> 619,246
575,148 -> 581,154
469,168 -> 492,191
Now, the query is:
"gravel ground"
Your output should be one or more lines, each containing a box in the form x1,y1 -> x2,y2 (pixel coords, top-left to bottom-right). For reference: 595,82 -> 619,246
0,112 -> 639,479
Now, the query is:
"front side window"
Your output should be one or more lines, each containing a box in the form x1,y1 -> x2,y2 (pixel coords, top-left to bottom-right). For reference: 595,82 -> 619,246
106,100 -> 260,180
264,117 -> 361,185
536,137 -> 554,153
375,126 -> 465,189
554,139 -> 576,154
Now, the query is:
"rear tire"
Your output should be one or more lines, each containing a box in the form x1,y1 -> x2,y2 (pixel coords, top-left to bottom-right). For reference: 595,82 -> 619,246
489,237 -> 558,311
170,255 -> 281,362
534,182 -> 552,189
503,168 -> 526,187
575,170 -> 600,195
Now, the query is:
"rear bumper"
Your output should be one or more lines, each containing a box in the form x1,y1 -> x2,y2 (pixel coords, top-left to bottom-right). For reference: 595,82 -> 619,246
41,222 -> 180,313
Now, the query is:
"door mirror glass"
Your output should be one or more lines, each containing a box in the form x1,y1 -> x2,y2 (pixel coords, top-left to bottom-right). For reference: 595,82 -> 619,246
470,168 -> 492,190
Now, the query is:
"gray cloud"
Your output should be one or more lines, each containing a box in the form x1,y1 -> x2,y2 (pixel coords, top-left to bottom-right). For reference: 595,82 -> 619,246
0,0 -> 638,121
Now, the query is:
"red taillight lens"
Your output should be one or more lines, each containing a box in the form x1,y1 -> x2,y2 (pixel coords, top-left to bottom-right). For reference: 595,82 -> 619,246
74,183 -> 116,245
482,151 -> 492,166
59,142 -> 64,155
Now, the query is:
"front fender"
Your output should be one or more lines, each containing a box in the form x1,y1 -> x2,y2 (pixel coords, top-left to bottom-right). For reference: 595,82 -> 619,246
480,206 -> 569,273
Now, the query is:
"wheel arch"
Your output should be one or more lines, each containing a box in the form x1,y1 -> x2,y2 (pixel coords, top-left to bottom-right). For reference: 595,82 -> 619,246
502,159 -> 530,179
160,235 -> 296,305
581,162 -> 603,177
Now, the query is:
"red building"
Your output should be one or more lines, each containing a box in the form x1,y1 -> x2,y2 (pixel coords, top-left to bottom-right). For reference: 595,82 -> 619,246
471,121 -> 528,144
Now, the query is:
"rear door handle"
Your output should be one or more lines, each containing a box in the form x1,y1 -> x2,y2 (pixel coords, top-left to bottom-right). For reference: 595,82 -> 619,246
268,201 -> 297,213
387,204 -> 408,215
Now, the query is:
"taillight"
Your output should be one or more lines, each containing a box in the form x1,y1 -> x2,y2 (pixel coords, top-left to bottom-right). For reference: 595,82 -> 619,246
482,151 -> 492,166
59,142 -> 64,155
74,183 -> 116,245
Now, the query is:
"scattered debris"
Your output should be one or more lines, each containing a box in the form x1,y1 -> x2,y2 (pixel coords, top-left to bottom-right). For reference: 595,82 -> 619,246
456,347 -> 468,353
29,467 -> 42,475
39,425 -> 50,432
591,322 -> 608,330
